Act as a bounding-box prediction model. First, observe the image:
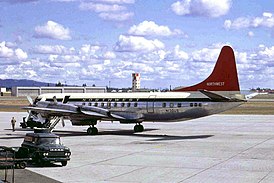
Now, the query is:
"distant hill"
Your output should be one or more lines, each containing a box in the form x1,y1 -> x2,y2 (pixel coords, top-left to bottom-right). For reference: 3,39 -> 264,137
0,79 -> 55,88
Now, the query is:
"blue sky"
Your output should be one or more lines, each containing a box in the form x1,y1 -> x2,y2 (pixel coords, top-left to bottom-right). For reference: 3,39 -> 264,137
0,0 -> 273,90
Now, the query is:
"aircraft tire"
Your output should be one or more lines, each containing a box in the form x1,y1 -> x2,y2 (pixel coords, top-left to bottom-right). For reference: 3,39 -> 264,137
134,124 -> 144,133
87,127 -> 98,135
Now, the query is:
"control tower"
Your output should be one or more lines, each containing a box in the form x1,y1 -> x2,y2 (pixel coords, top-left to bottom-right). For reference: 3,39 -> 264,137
132,73 -> 140,92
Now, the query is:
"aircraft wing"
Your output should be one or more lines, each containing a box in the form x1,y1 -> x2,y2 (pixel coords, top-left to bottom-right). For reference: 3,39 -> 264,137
23,106 -> 78,115
23,104 -> 128,121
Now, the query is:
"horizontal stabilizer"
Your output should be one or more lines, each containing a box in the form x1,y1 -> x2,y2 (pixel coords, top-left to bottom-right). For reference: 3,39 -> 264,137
199,90 -> 231,101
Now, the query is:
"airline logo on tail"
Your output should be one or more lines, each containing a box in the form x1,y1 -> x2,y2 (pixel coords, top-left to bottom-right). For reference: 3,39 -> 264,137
173,46 -> 240,92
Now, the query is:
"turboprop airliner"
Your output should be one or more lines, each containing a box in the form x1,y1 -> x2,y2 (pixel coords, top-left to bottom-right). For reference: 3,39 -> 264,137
24,46 -> 246,135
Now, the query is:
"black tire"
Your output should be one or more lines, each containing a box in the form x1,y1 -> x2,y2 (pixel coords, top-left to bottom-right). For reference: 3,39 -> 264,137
134,125 -> 139,132
87,127 -> 98,135
19,161 -> 27,169
134,125 -> 144,133
61,161 -> 67,166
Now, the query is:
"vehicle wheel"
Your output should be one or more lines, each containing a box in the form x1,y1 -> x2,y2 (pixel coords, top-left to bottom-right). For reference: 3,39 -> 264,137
87,127 -> 98,135
61,161 -> 67,166
19,161 -> 27,169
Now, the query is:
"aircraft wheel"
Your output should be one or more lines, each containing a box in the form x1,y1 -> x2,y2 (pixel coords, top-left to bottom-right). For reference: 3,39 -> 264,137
134,124 -> 144,133
87,127 -> 98,135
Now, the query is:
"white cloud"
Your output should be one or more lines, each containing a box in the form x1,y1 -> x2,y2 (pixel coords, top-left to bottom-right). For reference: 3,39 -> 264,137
79,2 -> 126,12
103,51 -> 116,59
191,47 -> 221,61
173,45 -> 189,60
114,35 -> 165,52
224,12 -> 274,30
79,44 -> 101,55
34,21 -> 71,40
0,41 -> 13,58
171,0 -> 231,18
34,45 -> 75,55
0,41 -> 28,60
165,45 -> 189,61
257,45 -> 274,60
248,31 -> 254,37
101,0 -> 134,3
79,1 -> 134,22
15,48 -> 28,60
128,21 -> 187,37
99,12 -> 134,21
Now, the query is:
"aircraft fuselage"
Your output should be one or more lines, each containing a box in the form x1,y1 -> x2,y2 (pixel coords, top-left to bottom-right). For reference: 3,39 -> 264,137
35,92 -> 243,125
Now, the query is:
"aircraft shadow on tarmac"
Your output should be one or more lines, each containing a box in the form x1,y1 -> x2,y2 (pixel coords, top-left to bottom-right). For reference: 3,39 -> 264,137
53,129 -> 214,142
2,128 -> 213,142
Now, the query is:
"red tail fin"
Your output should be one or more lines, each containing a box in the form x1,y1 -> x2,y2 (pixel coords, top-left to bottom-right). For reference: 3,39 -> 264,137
173,46 -> 240,92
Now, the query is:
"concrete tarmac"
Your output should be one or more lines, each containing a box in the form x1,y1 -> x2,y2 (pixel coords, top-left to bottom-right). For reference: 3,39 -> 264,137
0,112 -> 274,183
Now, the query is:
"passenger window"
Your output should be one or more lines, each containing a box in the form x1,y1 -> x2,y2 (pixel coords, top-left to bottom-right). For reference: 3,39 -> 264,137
94,102 -> 98,107
134,102 -> 138,107
121,103 -> 125,107
190,103 -> 193,107
82,103 -> 85,106
199,103 -> 202,107
88,103 -> 92,106
127,103 -> 131,107
114,102 -> 117,107
194,103 -> 198,107
107,102 -> 111,108
177,103 -> 181,108
101,103 -> 104,107
162,103 -> 166,107
170,103 -> 174,108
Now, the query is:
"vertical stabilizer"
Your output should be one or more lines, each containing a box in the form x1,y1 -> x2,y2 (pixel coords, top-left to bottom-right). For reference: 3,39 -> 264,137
173,46 -> 240,92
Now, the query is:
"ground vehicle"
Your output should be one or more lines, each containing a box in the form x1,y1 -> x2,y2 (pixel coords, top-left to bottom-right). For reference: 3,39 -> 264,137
0,146 -> 29,169
19,131 -> 71,166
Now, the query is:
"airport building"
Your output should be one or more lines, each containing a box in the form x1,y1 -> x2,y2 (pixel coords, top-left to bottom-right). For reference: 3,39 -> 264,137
132,73 -> 140,92
12,86 -> 106,97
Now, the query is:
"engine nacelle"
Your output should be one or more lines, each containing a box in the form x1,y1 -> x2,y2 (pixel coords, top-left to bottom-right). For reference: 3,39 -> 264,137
70,119 -> 97,126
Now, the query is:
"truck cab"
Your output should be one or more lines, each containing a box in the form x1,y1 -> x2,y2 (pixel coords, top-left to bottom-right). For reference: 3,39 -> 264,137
20,131 -> 71,166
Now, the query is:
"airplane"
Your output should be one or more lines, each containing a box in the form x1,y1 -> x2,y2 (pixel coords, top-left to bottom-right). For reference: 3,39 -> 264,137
23,46 -> 247,135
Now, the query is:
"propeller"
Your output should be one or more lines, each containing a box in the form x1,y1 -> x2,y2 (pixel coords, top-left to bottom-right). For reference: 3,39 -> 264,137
60,117 -> 65,127
27,96 -> 33,105
53,96 -> 58,104
25,96 -> 34,123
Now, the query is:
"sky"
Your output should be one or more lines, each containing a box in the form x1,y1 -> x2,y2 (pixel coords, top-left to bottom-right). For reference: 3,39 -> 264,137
0,0 -> 273,90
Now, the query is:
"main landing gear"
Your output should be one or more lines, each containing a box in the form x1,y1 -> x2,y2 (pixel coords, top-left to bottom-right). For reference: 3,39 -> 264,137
134,123 -> 144,133
87,125 -> 98,135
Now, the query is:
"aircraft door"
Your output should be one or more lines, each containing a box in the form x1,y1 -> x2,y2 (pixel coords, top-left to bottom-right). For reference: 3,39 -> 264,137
147,95 -> 156,113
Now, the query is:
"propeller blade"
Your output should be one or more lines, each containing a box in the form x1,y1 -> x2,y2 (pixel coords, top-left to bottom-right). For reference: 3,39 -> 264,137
61,117 -> 65,127
25,110 -> 31,122
53,96 -> 57,104
27,96 -> 33,105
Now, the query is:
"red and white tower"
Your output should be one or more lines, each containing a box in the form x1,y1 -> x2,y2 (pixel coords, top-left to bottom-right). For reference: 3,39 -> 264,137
132,73 -> 140,92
